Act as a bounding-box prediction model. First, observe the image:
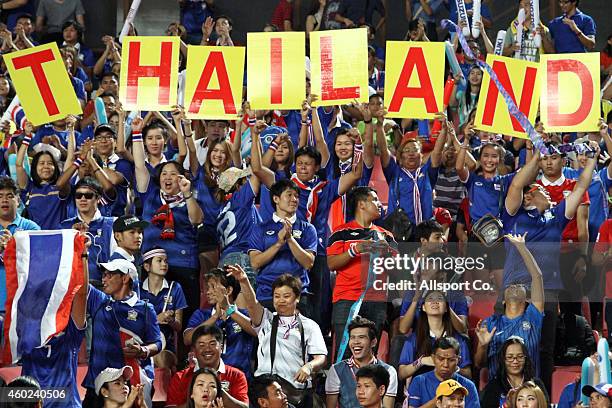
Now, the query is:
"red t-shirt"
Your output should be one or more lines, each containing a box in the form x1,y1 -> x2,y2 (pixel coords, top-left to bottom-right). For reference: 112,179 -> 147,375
327,220 -> 395,303
166,361 -> 249,406
271,0 -> 293,30
594,219 -> 612,297
538,177 -> 589,243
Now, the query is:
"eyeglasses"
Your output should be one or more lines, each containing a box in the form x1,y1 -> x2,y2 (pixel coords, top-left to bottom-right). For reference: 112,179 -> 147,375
75,192 -> 96,200
505,354 -> 526,362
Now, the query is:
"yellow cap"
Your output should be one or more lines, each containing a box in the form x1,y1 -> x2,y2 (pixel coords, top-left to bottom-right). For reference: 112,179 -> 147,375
435,380 -> 469,399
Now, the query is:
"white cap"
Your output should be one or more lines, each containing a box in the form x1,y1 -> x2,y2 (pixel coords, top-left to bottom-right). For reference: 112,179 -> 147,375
95,366 -> 133,395
100,259 -> 138,282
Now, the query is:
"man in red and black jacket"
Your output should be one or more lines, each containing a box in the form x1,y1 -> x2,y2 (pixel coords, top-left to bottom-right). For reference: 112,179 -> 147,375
327,186 -> 395,358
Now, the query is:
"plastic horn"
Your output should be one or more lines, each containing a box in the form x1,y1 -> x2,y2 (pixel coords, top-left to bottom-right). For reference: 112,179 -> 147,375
94,97 -> 108,125
444,41 -> 465,85
514,8 -> 526,59
494,30 -> 506,55
124,110 -> 138,138
418,120 -> 430,141
581,356 -> 595,406
530,0 -> 541,47
455,0 -> 471,37
119,0 -> 142,43
178,70 -> 186,106
471,0 -> 482,38
598,338 -> 612,384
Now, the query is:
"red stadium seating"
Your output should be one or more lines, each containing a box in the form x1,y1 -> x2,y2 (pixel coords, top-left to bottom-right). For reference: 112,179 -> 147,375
0,365 -> 87,399
551,366 -> 581,404
153,367 -> 172,403
369,157 -> 389,204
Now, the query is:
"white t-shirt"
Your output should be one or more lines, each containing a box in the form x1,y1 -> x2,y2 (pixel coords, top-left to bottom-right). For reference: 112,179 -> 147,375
253,309 -> 327,389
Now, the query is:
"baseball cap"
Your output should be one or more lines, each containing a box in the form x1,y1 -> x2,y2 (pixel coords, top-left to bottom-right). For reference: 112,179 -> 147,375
94,124 -> 116,137
582,383 -> 612,399
113,215 -> 149,232
218,167 -> 250,193
100,259 -> 138,282
95,366 -> 133,395
436,380 -> 468,399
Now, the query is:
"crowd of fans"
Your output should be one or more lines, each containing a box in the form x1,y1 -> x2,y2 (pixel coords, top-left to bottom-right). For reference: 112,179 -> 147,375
0,0 -> 610,407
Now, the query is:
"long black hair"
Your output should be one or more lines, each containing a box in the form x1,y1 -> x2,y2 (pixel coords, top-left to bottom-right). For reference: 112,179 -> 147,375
31,151 -> 61,187
497,336 -> 535,392
187,368 -> 222,408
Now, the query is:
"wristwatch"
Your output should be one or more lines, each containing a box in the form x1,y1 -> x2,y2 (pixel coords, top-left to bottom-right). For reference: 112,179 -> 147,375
225,304 -> 237,318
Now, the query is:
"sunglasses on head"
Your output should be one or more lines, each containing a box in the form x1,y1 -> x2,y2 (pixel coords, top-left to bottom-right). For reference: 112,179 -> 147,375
75,191 -> 96,199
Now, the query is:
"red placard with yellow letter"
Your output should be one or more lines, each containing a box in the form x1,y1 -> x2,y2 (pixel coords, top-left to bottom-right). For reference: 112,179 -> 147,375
4,43 -> 82,125
119,36 -> 180,111
540,53 -> 600,132
247,32 -> 305,110
310,28 -> 368,106
184,45 -> 245,120
474,54 -> 541,139
385,41 -> 444,119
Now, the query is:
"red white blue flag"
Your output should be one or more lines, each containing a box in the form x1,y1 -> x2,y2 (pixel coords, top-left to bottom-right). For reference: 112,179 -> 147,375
3,230 -> 85,364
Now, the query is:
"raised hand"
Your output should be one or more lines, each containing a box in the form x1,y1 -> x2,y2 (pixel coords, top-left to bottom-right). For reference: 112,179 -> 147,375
475,320 -> 496,345
131,115 -> 144,133
178,175 -> 192,194
504,232 -> 527,247
225,264 -> 248,283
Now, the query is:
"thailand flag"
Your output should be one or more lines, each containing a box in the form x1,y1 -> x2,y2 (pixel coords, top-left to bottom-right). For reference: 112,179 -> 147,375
3,230 -> 85,364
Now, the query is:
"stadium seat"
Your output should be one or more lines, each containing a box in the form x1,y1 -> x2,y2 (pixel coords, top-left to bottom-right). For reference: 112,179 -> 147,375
153,367 -> 172,403
467,293 -> 498,331
551,366 -> 581,404
0,365 -> 21,383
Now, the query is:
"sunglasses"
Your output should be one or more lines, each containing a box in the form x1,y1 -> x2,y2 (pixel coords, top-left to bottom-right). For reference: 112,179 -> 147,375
75,192 -> 96,200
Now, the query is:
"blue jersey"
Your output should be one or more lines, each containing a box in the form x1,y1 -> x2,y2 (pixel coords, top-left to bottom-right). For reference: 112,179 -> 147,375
140,279 -> 187,353
194,169 -> 224,231
21,319 -> 85,408
502,201 -> 570,290
465,172 -> 514,223
216,180 -> 260,257
0,215 -> 40,312
60,212 -> 115,281
30,124 -> 84,149
383,158 -> 438,224
483,303 -> 543,380
557,381 -> 581,408
84,286 -> 162,389
249,216 -> 318,300
71,77 -> 86,102
549,10 -> 596,53
282,107 -> 335,149
187,308 -> 254,377
564,166 -> 611,241
22,180 -> 69,229
106,155 -> 135,216
139,182 -> 199,269
407,370 -> 480,408
399,332 -> 471,368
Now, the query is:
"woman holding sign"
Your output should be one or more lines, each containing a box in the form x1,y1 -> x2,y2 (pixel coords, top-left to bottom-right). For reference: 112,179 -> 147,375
132,114 -> 203,323
376,107 -> 445,229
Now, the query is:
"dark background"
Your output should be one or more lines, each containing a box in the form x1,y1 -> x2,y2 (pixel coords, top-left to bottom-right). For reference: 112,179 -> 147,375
82,0 -> 610,53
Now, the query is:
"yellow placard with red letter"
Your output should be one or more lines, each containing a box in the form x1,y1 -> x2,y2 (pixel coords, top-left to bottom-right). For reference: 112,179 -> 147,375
119,36 -> 180,111
184,45 -> 245,120
474,54 -> 541,139
247,32 -> 305,110
385,41 -> 444,119
4,43 -> 82,126
540,52 -> 600,132
310,28 -> 368,106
